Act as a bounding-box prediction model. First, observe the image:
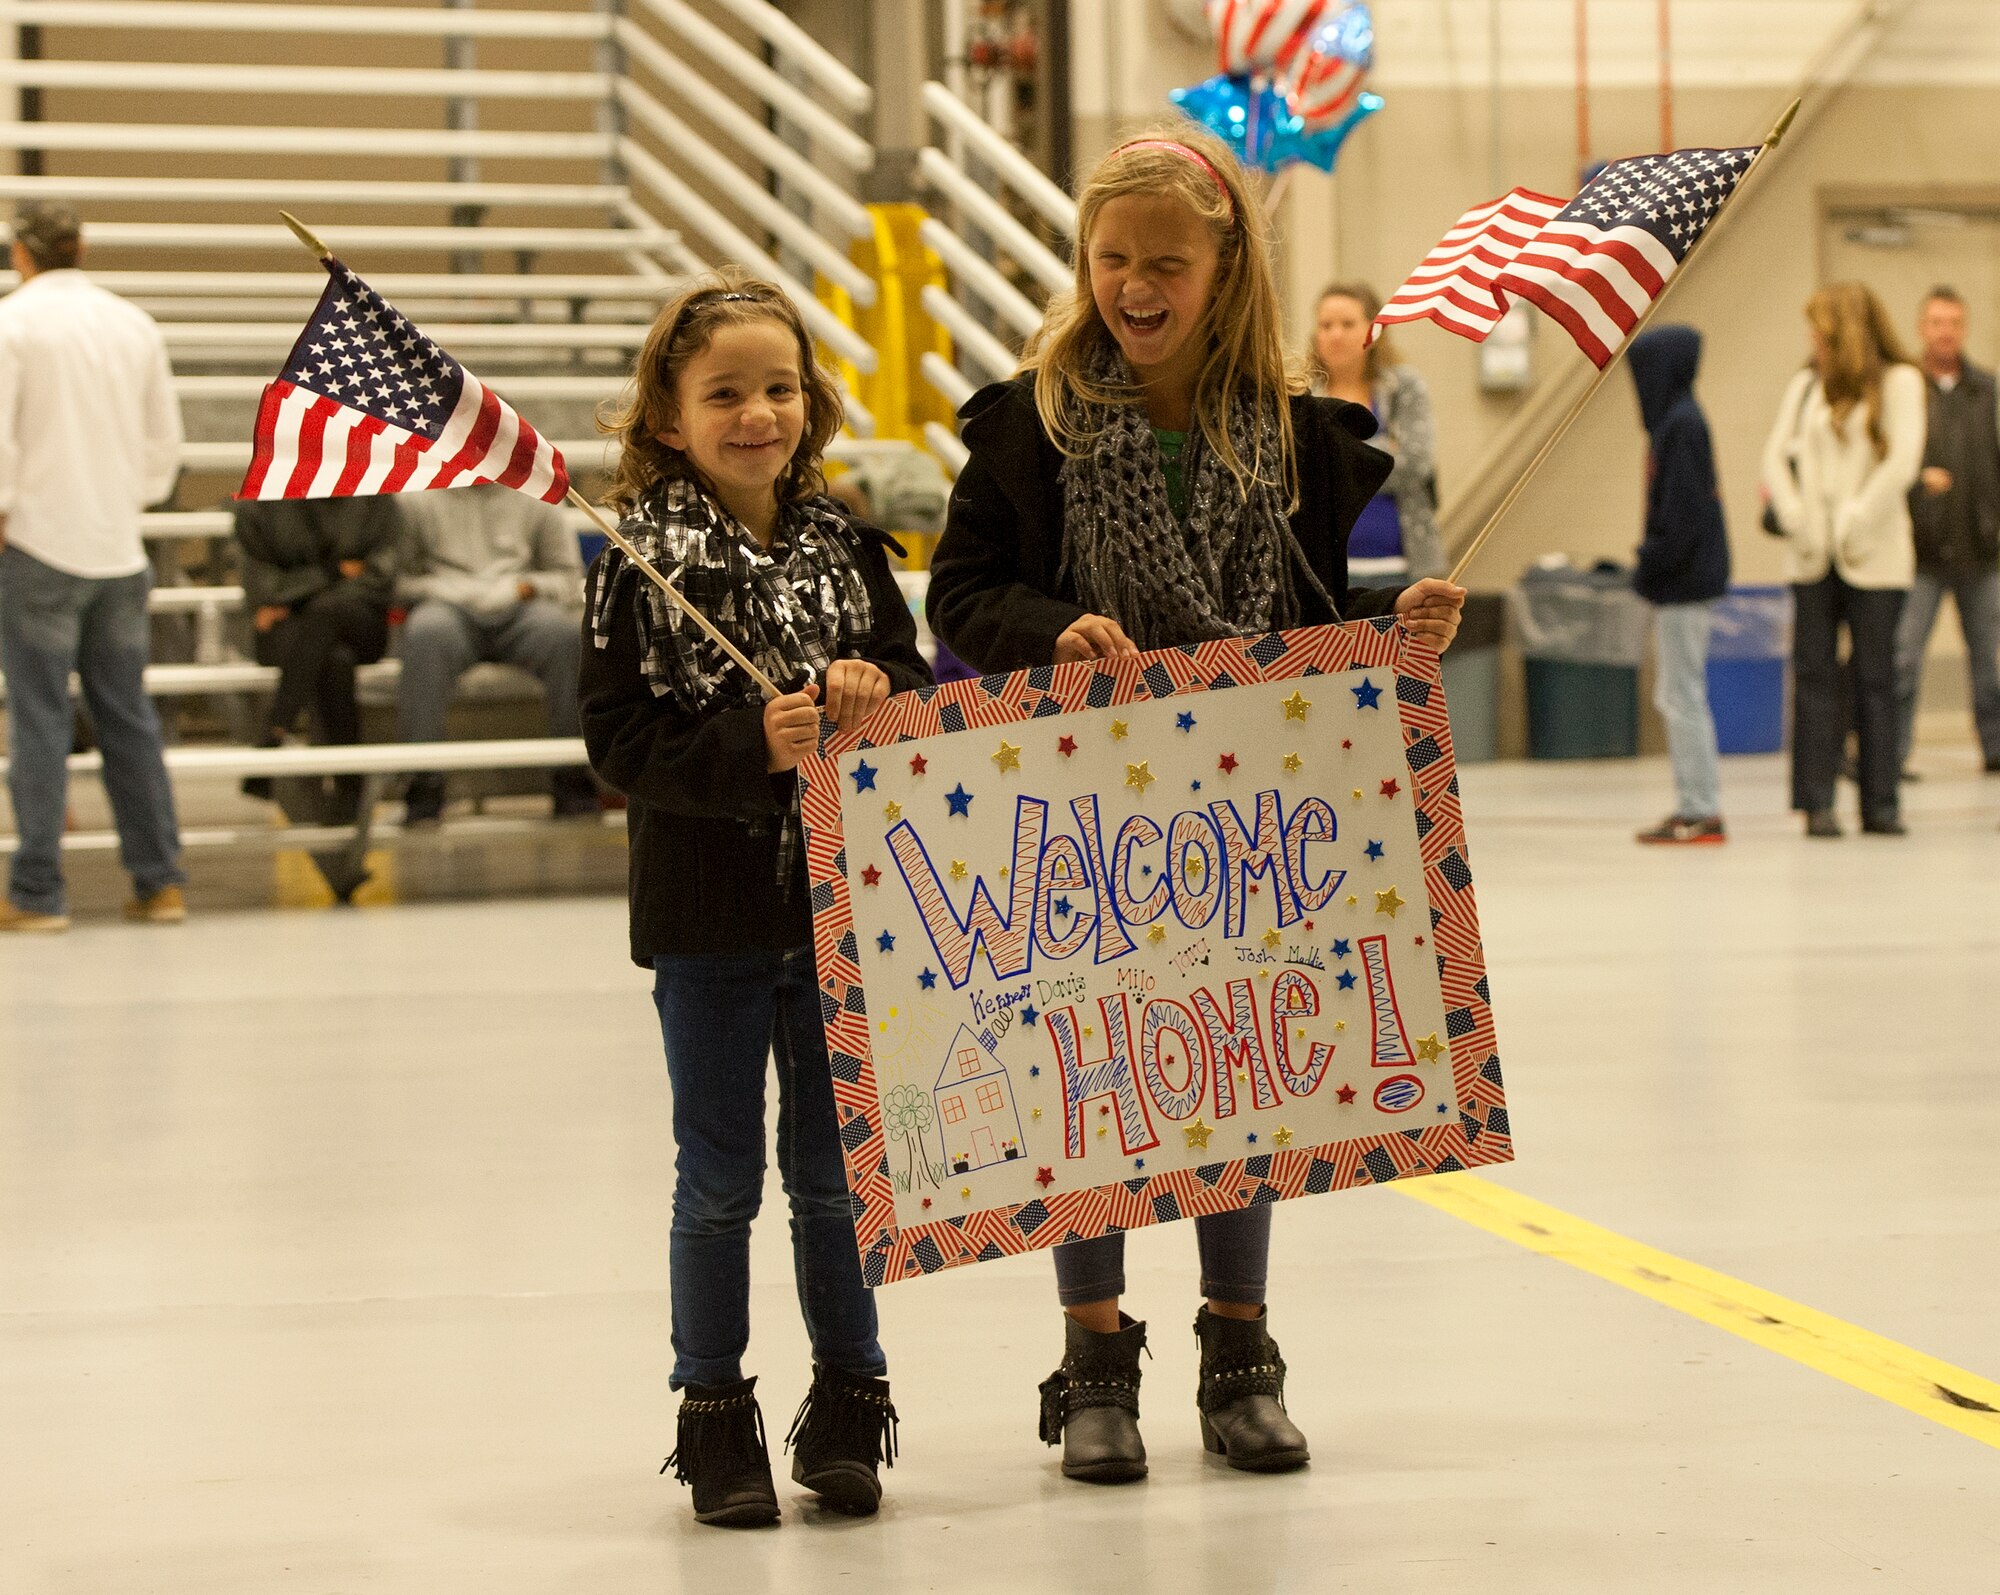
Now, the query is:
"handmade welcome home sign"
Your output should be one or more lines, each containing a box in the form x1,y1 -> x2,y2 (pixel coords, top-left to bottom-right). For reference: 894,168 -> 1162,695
800,618 -> 1511,1286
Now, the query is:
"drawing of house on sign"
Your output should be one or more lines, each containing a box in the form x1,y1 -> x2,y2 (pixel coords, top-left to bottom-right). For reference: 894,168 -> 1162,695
935,1024 -> 1025,1175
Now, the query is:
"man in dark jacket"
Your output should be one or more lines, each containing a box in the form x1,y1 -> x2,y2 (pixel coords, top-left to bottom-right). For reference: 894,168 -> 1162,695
1629,325 -> 1731,844
1894,286 -> 2000,773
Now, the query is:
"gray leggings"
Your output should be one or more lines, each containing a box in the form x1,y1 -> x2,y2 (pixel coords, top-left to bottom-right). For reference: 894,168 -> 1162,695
1052,1204 -> 1271,1307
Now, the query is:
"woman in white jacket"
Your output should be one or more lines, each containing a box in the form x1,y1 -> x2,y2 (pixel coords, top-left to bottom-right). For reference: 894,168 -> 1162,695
1761,283 -> 1926,835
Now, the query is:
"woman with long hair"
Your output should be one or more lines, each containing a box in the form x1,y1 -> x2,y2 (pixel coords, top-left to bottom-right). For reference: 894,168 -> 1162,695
1762,281 -> 1926,835
1308,282 -> 1446,579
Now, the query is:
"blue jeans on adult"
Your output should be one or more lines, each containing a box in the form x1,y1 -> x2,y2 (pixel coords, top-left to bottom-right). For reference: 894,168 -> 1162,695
1652,601 -> 1723,819
1894,567 -> 2000,767
651,945 -> 886,1391
395,597 -> 583,743
1,546 -> 184,915
1052,1206 -> 1271,1307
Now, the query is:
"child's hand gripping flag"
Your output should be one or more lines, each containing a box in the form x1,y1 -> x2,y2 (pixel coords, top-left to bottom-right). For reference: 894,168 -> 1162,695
1374,145 -> 1760,368
239,256 -> 568,504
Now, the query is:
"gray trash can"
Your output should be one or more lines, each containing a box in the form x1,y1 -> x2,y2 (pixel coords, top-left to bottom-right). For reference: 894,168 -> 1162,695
1438,593 -> 1505,764
1508,563 -> 1650,759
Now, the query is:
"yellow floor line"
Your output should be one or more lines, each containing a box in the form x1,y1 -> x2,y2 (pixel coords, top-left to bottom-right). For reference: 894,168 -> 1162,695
1397,1172 -> 2000,1450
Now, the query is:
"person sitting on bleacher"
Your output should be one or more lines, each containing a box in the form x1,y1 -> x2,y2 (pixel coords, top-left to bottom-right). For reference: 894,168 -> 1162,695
232,494 -> 397,824
392,481 -> 597,825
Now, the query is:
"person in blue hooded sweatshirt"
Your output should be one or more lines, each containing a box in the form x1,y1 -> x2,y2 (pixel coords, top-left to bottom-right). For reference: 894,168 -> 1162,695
1629,325 -> 1731,845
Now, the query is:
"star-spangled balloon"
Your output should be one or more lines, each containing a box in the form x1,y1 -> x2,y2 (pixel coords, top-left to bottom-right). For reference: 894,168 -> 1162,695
1172,0 -> 1382,174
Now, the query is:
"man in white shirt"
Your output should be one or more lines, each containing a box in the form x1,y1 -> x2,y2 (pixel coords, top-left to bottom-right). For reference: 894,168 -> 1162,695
0,205 -> 187,932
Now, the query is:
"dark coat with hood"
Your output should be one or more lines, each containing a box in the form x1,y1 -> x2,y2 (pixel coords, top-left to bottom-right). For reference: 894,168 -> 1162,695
1628,325 -> 1731,606
927,376 -> 1402,673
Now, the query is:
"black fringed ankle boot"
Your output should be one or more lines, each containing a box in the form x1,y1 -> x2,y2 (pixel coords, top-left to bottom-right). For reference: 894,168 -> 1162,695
662,1376 -> 780,1527
1038,1313 -> 1148,1483
1193,1306 -> 1310,1472
784,1364 -> 898,1516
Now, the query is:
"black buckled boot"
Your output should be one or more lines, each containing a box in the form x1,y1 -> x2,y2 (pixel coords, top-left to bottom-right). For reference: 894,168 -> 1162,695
784,1365 -> 899,1516
662,1377 -> 781,1527
1037,1313 -> 1149,1483
1194,1306 -> 1310,1472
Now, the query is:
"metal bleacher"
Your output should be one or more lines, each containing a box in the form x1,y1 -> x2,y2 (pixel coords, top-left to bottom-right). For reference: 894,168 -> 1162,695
0,0 -> 910,877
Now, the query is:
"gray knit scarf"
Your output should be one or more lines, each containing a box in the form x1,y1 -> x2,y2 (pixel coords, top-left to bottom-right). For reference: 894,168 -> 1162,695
1058,350 -> 1323,650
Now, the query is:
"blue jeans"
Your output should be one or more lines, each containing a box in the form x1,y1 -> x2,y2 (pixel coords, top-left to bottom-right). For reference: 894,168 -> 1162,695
1652,601 -> 1723,819
1,546 -> 183,915
395,597 -> 582,743
1052,1205 -> 1271,1308
1894,568 -> 2000,766
651,946 -> 886,1391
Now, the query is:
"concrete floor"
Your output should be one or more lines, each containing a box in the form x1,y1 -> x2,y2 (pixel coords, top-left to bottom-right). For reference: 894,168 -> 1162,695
4,752 -> 1997,1594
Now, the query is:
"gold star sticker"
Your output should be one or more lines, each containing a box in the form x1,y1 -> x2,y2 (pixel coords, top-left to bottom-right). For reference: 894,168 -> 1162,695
1258,968 -> 1269,979
1235,1070 -> 1247,1083
950,859 -> 967,881
992,740 -> 1021,772
1335,1020 -> 1347,1032
883,799 -> 903,822
1083,1024 -> 1094,1037
1352,788 -> 1364,800
1186,855 -> 1204,878
1031,1107 -> 1043,1120
960,1186 -> 972,1199
1282,690 -> 1311,720
1096,1124 -> 1108,1139
1272,1125 -> 1294,1148
1183,1117 -> 1213,1150
1346,894 -> 1359,906
1415,1032 -> 1445,1064
1296,1027 -> 1308,1039
1125,761 -> 1155,794
1282,751 -> 1303,773
1110,719 -> 1129,740
1375,886 -> 1406,917
1262,927 -> 1282,949
1147,924 -> 1166,944
999,867 -> 1010,878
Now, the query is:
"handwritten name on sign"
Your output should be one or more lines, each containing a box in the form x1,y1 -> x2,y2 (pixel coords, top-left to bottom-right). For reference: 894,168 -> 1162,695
800,620 -> 1510,1286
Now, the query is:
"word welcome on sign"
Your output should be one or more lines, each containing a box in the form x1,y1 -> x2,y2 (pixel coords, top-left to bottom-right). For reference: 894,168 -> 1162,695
801,619 -> 1511,1286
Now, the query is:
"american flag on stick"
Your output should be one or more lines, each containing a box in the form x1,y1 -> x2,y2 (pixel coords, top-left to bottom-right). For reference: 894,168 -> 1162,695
240,253 -> 568,504
1375,144 -> 1759,368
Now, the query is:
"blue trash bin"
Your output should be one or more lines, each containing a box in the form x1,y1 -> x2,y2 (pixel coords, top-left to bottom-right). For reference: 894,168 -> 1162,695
1705,585 -> 1791,754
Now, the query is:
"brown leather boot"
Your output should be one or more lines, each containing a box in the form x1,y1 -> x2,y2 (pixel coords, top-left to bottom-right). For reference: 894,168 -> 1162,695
1194,1306 -> 1310,1472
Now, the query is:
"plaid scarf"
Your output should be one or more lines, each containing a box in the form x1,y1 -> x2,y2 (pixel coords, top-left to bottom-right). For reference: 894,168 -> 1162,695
1058,349 -> 1329,650
589,478 -> 875,890
589,477 -> 874,716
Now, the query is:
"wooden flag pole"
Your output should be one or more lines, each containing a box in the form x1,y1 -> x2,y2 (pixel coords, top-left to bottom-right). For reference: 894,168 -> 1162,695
1445,97 -> 1801,588
561,487 -> 785,701
273,211 -> 784,702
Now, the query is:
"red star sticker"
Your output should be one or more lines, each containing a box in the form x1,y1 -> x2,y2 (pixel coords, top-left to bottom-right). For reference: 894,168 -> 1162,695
1414,935 -> 1425,946
860,864 -> 881,887
1336,1083 -> 1357,1104
909,753 -> 928,775
1218,752 -> 1239,774
1379,778 -> 1401,798
1098,1103 -> 1110,1115
1341,739 -> 1353,750
1035,1166 -> 1055,1189
1303,920 -> 1314,932
921,1197 -> 933,1209
1248,883 -> 1260,895
1057,735 -> 1078,758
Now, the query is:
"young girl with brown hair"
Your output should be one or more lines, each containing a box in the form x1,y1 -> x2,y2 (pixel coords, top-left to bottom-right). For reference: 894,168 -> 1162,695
580,272 -> 932,1526
928,127 -> 1465,1483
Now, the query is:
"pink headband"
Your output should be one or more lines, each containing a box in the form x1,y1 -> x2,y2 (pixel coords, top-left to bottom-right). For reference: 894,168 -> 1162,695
1109,139 -> 1235,217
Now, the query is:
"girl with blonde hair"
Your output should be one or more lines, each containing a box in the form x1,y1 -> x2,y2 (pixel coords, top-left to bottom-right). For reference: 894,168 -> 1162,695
927,126 -> 1465,1482
1762,280 -> 1926,834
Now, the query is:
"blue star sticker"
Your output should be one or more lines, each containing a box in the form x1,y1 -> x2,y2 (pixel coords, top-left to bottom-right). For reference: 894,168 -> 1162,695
1134,1158 -> 1146,1170
1364,840 -> 1385,861
1336,969 -> 1358,991
876,930 -> 895,953
1436,1103 -> 1451,1115
1176,710 -> 1197,732
1331,938 -> 1352,959
917,968 -> 937,990
1352,678 -> 1383,710
1029,1064 -> 1041,1078
945,783 -> 973,817
1190,779 -> 1202,793
1247,1133 -> 1259,1146
1054,896 -> 1072,918
1021,1003 -> 1039,1026
850,759 -> 878,792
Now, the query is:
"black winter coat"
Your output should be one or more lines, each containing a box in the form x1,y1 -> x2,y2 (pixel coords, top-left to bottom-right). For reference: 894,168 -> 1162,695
1628,326 -> 1731,606
233,495 -> 399,611
927,377 -> 1403,673
578,514 -> 934,965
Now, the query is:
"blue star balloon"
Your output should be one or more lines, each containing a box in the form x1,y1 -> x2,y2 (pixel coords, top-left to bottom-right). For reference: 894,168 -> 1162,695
1169,73 -> 1381,174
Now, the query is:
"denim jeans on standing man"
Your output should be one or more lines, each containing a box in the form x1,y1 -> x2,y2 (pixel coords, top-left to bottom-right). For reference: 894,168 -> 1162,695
651,945 -> 887,1391
1,545 -> 184,915
1893,568 -> 2000,767
1651,600 -> 1724,820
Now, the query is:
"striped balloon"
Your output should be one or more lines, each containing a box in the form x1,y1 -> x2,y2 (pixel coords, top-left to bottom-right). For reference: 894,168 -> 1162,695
1207,0 -> 1375,135
1205,0 -> 1333,78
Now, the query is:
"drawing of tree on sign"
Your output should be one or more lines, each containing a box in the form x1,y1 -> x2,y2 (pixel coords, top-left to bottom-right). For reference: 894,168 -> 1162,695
884,1082 -> 943,1193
